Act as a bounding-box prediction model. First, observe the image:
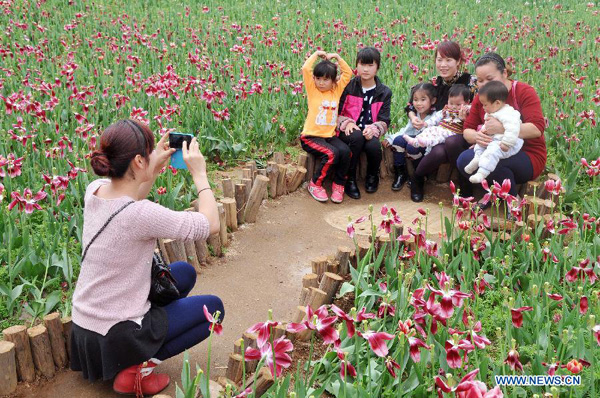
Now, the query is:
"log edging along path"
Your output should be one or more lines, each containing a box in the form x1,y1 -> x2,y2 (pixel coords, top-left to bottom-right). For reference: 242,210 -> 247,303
0,147 -> 560,397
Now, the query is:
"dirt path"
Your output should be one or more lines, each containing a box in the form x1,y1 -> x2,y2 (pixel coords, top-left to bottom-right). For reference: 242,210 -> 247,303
13,182 -> 451,398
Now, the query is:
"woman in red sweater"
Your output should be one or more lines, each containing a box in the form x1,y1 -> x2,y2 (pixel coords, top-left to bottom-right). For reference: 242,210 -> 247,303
457,52 -> 547,201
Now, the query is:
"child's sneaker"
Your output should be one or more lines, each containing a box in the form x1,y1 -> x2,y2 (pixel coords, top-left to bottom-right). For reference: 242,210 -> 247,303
330,183 -> 345,203
308,181 -> 328,202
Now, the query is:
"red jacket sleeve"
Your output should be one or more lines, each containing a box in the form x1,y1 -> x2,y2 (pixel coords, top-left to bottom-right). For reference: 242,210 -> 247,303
463,94 -> 484,131
515,83 -> 545,133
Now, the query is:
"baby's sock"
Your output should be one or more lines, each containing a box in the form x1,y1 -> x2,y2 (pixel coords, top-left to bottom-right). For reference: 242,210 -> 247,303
469,168 -> 491,184
464,155 -> 480,174
404,135 -> 418,147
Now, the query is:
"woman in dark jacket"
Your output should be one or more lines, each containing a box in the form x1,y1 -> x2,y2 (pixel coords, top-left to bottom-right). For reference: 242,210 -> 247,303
405,41 -> 476,201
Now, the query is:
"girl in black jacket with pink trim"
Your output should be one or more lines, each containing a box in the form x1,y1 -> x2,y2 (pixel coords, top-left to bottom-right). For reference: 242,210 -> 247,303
337,47 -> 392,199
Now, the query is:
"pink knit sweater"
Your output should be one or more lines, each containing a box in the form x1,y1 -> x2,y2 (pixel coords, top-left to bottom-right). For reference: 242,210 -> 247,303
72,178 -> 210,336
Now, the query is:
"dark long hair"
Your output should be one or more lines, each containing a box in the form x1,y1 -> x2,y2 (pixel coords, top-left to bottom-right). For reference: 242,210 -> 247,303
90,119 -> 155,178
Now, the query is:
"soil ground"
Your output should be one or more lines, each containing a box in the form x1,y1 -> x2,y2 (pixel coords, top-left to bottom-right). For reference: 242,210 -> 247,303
11,180 -> 452,398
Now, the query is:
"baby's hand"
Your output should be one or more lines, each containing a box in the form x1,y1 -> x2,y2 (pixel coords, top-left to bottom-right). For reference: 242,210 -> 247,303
411,117 -> 425,130
500,143 -> 509,152
458,105 -> 470,120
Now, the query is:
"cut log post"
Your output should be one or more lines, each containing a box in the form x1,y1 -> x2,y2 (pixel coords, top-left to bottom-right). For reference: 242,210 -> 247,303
527,196 -> 548,217
217,202 -> 228,246
276,164 -> 288,197
195,239 -> 209,266
183,211 -> 203,271
318,272 -> 344,304
377,235 -> 391,260
244,367 -> 274,397
525,180 -> 541,197
222,178 -> 235,199
272,151 -> 285,164
27,325 -> 55,378
327,259 -> 340,274
235,183 -> 248,224
242,168 -> 253,182
257,169 -> 269,200
163,239 -> 187,264
244,176 -> 269,223
43,313 -> 68,369
436,163 -> 453,183
306,154 -> 317,182
357,241 -> 371,263
379,156 -> 388,180
266,162 -> 279,199
242,333 -> 258,372
287,166 -> 307,192
225,353 -> 244,384
335,246 -> 352,275
217,376 -> 238,390
233,338 -> 242,355
297,153 -> 308,169
392,223 -> 404,239
307,287 -> 328,310
152,395 -> 173,398
358,152 -> 367,181
302,273 -> 319,289
292,305 -> 308,323
273,324 -> 287,340
242,178 -> 253,203
0,341 -> 17,395
2,325 -> 35,382
299,287 -> 310,305
61,317 -> 72,360
158,239 -> 171,264
382,146 -> 395,176
207,233 -> 223,257
221,198 -> 238,232
311,257 -> 329,279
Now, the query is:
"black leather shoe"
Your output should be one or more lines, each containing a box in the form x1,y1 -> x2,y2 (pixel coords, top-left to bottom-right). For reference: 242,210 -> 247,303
410,175 -> 425,202
391,165 -> 408,191
345,178 -> 361,199
365,174 -> 379,193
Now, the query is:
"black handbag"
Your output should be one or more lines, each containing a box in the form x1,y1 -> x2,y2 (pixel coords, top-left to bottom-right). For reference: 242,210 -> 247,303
81,200 -> 179,307
148,249 -> 180,306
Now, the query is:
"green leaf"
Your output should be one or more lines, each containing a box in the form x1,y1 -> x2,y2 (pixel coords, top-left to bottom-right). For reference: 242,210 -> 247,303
400,369 -> 420,396
337,282 -> 355,298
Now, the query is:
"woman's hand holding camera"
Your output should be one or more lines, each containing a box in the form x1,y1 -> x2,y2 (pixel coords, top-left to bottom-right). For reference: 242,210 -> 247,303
182,138 -> 207,179
150,130 -> 176,176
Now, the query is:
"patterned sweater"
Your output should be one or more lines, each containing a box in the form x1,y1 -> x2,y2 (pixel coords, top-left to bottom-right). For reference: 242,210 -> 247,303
72,178 -> 210,336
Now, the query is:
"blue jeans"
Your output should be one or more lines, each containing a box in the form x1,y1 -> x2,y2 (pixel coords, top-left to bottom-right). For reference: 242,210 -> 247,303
391,135 -> 426,166
154,262 -> 224,360
457,149 -> 534,197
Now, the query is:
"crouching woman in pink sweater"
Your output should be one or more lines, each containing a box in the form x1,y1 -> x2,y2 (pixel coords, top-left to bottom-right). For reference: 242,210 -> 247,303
70,120 -> 223,396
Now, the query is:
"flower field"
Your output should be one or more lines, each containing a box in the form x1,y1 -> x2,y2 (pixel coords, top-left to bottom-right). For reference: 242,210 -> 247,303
0,0 -> 599,396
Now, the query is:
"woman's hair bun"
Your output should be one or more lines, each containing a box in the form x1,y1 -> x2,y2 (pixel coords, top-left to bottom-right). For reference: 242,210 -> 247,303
90,151 -> 112,177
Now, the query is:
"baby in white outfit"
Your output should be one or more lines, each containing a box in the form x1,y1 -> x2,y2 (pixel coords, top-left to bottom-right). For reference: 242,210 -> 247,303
464,80 -> 523,183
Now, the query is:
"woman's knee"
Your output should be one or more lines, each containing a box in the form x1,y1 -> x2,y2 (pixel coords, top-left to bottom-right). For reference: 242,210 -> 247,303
204,295 -> 225,322
457,150 -> 475,175
169,262 -> 197,291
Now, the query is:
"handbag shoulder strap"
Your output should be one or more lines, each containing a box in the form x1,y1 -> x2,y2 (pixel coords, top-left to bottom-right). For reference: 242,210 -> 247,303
81,200 -> 135,263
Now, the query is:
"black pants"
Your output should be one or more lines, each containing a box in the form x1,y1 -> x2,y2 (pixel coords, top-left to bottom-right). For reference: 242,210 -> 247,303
457,148 -> 534,197
300,135 -> 351,186
338,129 -> 382,180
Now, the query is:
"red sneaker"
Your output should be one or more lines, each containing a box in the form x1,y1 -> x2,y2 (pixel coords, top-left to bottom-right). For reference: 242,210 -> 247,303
330,183 -> 345,203
308,181 -> 328,202
113,359 -> 170,397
